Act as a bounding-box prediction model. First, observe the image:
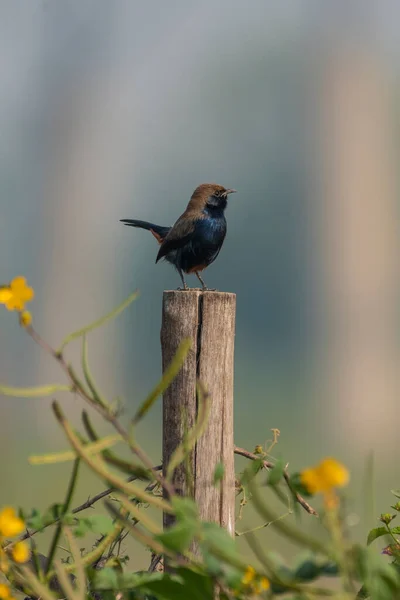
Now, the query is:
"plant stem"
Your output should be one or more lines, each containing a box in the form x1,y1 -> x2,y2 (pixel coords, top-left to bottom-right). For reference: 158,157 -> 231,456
234,445 -> 318,516
45,458 -> 81,575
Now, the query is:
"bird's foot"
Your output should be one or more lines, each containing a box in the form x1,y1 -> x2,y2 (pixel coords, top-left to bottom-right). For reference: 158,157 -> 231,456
177,286 -> 190,291
202,287 -> 217,292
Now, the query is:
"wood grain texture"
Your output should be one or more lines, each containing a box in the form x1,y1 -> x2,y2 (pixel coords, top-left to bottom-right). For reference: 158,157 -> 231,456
161,290 -> 236,537
161,290 -> 201,528
196,292 -> 236,535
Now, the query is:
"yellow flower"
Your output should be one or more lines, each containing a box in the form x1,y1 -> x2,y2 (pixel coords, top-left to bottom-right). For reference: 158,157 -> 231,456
300,458 -> 349,494
0,288 -> 12,304
251,576 -> 270,595
0,507 -> 25,537
19,310 -> 32,327
259,577 -> 270,591
0,584 -> 10,599
0,277 -> 34,311
242,565 -> 256,585
11,541 -> 30,564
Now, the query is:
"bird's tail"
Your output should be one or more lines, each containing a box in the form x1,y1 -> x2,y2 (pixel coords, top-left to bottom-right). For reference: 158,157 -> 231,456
120,219 -> 170,244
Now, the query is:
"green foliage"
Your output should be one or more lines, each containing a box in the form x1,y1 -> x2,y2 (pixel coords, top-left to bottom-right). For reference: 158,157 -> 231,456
132,338 -> 191,425
213,462 -> 225,485
288,472 -> 314,497
74,515 -> 116,538
294,558 -> 338,581
2,288 -> 400,600
267,457 -> 285,486
25,504 -> 70,530
94,569 -> 214,600
170,497 -> 199,522
0,383 -> 72,397
367,527 -> 400,546
354,545 -> 400,600
155,522 -> 197,554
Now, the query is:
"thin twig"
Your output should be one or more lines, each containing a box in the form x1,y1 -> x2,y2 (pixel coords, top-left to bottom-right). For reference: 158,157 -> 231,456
234,445 -> 318,516
4,466 -> 162,550
236,510 -> 291,537
70,468 -> 161,515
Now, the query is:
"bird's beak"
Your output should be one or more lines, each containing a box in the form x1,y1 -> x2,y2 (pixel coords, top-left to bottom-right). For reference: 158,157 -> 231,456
225,189 -> 237,195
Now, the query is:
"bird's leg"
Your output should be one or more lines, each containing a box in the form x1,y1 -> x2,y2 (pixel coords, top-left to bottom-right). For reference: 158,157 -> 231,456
195,271 -> 215,292
195,271 -> 207,289
177,268 -> 189,291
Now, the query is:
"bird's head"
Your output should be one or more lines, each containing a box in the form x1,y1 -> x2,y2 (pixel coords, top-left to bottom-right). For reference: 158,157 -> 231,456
189,183 -> 236,212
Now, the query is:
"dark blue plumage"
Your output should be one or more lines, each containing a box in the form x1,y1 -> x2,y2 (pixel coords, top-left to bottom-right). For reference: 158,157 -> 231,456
121,183 -> 236,290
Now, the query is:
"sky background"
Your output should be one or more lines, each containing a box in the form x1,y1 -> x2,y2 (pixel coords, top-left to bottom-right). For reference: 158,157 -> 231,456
1,0 -> 400,568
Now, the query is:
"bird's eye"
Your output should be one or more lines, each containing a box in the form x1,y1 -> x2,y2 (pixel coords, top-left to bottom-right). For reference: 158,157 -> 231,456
214,190 -> 221,197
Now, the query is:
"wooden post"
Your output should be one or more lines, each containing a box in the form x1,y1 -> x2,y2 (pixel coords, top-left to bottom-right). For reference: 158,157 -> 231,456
161,290 -> 236,537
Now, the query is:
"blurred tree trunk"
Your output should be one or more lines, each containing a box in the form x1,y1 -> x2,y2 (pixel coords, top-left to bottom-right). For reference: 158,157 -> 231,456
316,46 -> 399,457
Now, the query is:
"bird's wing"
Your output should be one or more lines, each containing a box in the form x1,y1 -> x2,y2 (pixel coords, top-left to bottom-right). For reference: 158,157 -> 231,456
155,216 -> 196,263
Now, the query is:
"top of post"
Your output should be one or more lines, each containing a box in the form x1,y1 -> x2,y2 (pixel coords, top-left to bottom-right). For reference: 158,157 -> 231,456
163,289 -> 236,300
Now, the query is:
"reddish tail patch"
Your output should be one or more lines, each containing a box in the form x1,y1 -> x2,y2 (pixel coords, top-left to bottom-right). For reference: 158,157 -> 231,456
186,264 -> 207,274
150,229 -> 164,244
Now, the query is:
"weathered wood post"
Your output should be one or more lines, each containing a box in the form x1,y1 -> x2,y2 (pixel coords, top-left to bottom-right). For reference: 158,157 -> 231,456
161,290 -> 236,538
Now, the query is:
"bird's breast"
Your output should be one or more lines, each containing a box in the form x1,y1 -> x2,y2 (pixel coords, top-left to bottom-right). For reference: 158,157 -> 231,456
196,216 -> 226,243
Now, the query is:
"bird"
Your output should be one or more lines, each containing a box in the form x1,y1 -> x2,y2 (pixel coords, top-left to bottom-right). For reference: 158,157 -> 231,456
121,183 -> 236,290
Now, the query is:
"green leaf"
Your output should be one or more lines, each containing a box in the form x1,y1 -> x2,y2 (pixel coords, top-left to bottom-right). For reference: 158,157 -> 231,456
366,527 -> 400,546
26,504 -> 65,531
74,515 -> 115,538
139,580 -> 204,600
293,560 -> 320,582
294,560 -> 338,582
155,521 -> 197,553
201,550 -> 223,576
356,585 -> 369,599
270,566 -> 295,595
320,562 -> 339,576
139,575 -> 213,600
0,383 -> 71,398
173,568 -> 214,600
165,383 -> 211,481
81,410 -> 149,476
171,497 -> 199,523
267,458 -> 285,486
213,462 -> 225,485
392,490 -> 400,499
248,457 -> 264,477
354,545 -> 400,600
200,522 -> 241,567
82,335 -> 109,408
221,564 -> 244,590
58,289 -> 139,352
94,571 -> 214,600
93,567 -> 119,590
367,527 -> 388,546
132,338 -> 191,425
26,508 -> 45,530
289,473 -> 314,497
29,434 -> 122,465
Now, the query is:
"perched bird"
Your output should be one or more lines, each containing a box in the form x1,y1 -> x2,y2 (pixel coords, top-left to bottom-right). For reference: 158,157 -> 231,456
121,183 -> 236,290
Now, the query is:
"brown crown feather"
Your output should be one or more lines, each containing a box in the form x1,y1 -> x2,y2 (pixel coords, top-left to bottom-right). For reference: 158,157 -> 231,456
186,183 -> 227,212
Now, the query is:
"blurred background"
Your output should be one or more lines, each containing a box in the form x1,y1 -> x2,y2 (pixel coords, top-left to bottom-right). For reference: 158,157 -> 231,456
1,0 -> 400,567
